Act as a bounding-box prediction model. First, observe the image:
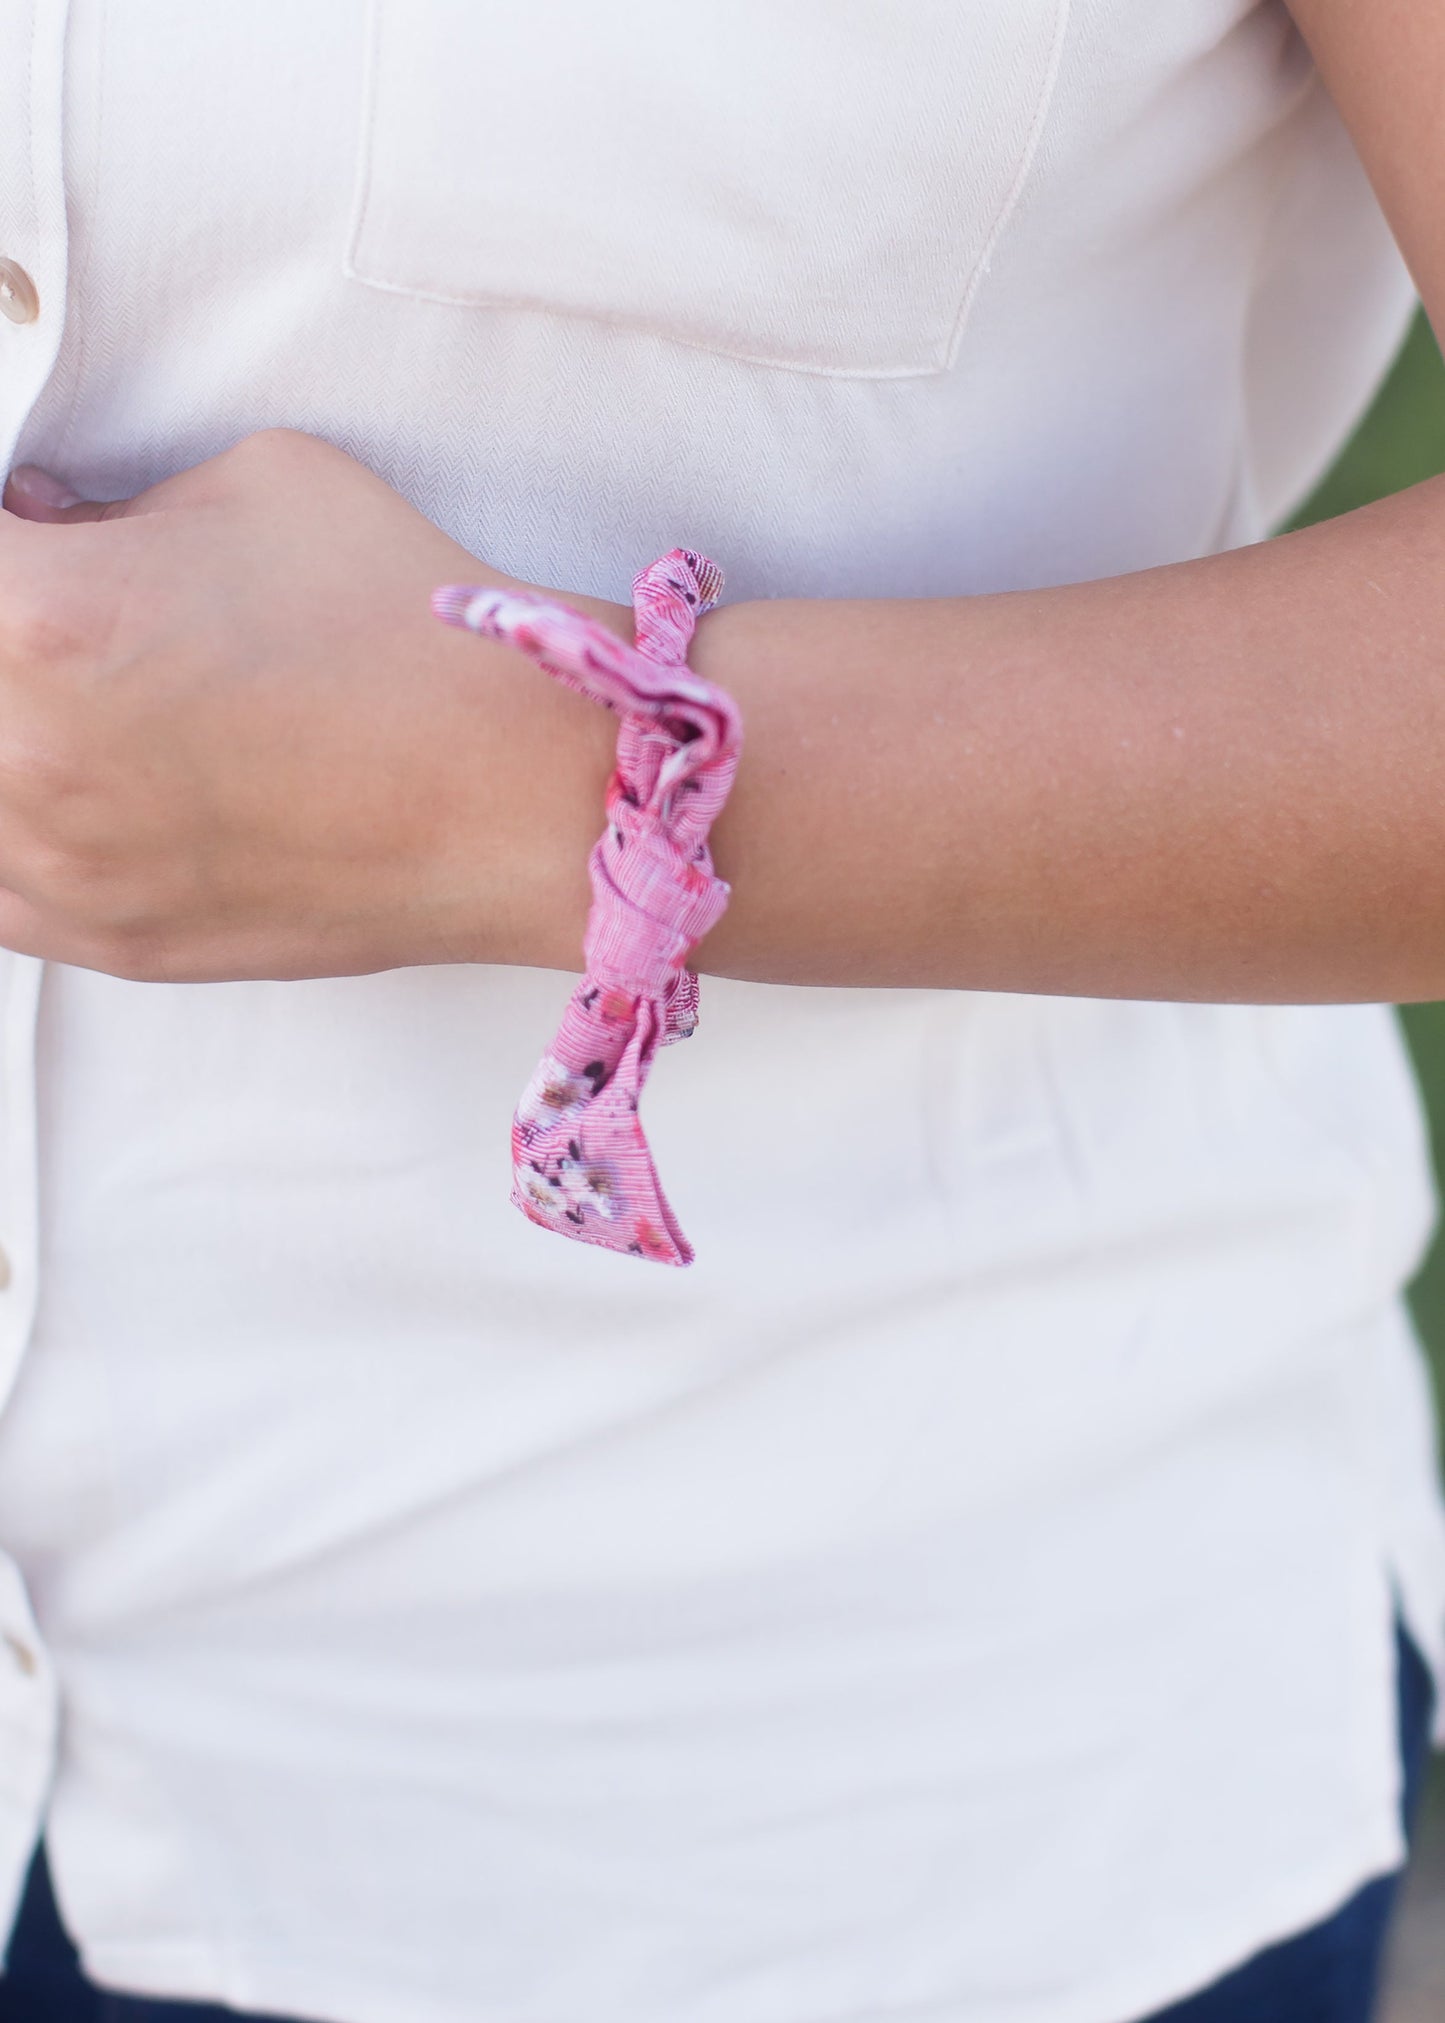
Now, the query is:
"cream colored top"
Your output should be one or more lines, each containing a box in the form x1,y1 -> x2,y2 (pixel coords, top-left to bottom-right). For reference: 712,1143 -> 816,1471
0,4 -> 1437,2021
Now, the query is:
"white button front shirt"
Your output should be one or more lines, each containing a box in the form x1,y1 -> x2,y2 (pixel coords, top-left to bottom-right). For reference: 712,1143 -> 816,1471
0,4 -> 1440,2021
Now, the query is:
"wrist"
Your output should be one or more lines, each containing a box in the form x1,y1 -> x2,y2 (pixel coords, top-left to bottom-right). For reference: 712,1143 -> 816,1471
428,577 -> 628,971
439,548 -> 737,1267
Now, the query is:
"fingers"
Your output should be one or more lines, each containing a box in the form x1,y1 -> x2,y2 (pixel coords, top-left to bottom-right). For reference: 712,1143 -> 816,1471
0,886 -> 74,965
3,465 -> 133,525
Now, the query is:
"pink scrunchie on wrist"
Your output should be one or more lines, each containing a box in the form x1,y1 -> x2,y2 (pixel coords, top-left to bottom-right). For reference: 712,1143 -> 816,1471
432,550 -> 739,1267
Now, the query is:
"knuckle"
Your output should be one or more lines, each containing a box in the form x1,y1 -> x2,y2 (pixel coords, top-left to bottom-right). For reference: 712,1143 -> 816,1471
66,859 -> 163,939
0,723 -> 84,808
0,585 -> 95,670
0,797 -> 146,934
19,834 -> 109,920
94,921 -> 177,984
94,940 -> 152,984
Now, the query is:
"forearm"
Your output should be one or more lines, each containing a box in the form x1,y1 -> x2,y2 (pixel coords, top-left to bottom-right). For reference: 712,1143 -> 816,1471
10,426 -> 1443,1005
502,2 -> 1445,1007
509,477 -> 1445,1003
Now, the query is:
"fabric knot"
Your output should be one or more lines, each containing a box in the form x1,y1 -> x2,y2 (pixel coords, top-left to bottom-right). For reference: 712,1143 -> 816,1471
432,549 -> 737,1267
584,802 -> 730,997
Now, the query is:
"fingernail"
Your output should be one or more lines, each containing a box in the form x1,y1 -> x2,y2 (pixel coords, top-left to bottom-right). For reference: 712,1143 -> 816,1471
7,465 -> 82,508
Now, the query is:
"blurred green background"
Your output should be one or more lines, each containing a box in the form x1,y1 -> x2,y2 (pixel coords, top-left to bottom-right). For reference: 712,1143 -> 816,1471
1289,310 -> 1445,1406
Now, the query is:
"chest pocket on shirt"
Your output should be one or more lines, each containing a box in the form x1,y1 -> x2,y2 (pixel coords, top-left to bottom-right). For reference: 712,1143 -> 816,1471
344,0 -> 1070,378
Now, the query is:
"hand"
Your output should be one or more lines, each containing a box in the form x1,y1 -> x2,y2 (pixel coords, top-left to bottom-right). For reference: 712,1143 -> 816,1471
0,429 -> 621,981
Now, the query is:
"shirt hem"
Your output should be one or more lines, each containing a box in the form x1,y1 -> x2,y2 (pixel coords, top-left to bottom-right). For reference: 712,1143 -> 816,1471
79,1822 -> 1408,2023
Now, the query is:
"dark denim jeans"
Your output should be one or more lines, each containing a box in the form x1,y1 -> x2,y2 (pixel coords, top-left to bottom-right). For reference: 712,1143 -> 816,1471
0,1625 -> 1435,2023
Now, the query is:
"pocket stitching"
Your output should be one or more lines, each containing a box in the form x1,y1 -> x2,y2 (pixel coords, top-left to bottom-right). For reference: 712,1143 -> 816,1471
342,0 -> 1073,383
939,0 -> 1072,375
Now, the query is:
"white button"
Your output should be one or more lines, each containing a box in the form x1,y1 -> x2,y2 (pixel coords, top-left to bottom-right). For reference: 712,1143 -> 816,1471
3,1631 -> 36,1677
0,259 -> 39,326
0,1245 -> 13,1292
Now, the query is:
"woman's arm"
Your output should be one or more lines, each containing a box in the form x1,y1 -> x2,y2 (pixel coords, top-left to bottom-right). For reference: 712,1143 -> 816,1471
0,0 -> 1440,1004
685,489 -> 1445,1000
664,0 -> 1445,1002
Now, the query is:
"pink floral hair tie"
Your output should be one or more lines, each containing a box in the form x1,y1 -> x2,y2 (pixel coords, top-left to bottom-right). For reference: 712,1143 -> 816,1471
432,550 -> 739,1267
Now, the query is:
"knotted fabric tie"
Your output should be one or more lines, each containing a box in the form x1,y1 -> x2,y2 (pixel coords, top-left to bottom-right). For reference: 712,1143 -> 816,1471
432,550 -> 739,1267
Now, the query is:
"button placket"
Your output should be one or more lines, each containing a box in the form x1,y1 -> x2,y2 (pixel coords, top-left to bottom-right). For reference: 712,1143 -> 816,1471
0,954 -> 43,1412
0,0 -> 72,468
0,1555 -> 59,1930
3,1630 -> 36,1677
0,0 -> 73,1938
0,0 -> 72,1398
0,257 -> 40,325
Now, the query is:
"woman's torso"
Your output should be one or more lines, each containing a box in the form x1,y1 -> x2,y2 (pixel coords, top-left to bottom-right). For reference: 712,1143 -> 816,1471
0,4 -> 1436,2020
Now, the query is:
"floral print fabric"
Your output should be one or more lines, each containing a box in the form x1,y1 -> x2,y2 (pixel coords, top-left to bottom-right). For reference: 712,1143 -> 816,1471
432,551 -> 738,1265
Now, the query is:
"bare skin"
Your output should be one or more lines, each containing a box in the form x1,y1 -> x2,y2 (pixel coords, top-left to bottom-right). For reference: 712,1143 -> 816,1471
0,439 -> 621,983
0,0 -> 1440,1002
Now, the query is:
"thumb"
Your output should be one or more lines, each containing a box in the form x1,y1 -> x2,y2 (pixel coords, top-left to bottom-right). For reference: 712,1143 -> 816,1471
3,464 -> 134,524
